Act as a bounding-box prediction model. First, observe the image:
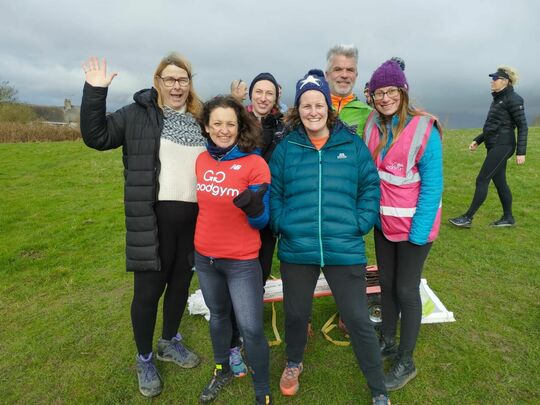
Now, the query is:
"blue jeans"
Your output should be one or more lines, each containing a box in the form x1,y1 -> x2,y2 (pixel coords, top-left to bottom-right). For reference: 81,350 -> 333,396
195,252 -> 269,396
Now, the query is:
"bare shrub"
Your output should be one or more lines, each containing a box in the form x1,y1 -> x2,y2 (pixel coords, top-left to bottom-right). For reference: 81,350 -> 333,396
0,103 -> 38,123
0,122 -> 81,143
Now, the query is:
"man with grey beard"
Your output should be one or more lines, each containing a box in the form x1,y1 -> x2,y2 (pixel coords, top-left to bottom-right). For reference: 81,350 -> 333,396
325,44 -> 372,134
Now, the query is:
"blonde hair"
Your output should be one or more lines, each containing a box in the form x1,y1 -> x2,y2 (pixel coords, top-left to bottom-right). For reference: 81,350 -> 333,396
498,65 -> 519,85
153,52 -> 203,118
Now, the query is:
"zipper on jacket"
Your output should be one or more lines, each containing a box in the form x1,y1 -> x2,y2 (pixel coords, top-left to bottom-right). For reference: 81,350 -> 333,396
154,106 -> 164,202
318,150 -> 324,268
288,139 -> 326,267
154,106 -> 163,271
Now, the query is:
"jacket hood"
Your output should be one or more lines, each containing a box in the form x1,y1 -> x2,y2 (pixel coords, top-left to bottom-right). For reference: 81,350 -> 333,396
133,88 -> 159,108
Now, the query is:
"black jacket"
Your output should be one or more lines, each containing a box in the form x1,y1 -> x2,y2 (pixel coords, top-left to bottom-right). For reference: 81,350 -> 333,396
80,82 -> 163,272
474,86 -> 528,155
258,112 -> 285,162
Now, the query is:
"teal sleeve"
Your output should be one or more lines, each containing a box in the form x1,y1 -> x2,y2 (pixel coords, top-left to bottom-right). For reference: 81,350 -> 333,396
409,127 -> 443,245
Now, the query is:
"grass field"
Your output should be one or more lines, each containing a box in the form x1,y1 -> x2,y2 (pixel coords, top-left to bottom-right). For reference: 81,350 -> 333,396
1,128 -> 539,404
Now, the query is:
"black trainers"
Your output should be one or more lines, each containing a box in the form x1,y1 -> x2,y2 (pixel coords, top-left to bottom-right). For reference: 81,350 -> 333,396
490,216 -> 515,227
200,366 -> 234,403
384,357 -> 417,391
380,336 -> 398,360
255,394 -> 272,404
448,215 -> 472,228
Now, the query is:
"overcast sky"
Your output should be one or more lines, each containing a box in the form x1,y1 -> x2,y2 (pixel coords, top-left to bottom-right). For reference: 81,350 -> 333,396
1,0 -> 538,128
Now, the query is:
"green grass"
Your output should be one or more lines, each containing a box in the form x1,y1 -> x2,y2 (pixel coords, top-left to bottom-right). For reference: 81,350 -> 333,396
1,130 -> 539,404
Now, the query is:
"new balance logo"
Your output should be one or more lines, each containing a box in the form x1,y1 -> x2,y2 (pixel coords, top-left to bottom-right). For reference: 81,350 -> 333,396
337,153 -> 347,159
230,164 -> 242,170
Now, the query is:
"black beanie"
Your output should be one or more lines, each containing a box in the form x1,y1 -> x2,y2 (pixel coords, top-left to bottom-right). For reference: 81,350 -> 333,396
248,72 -> 279,100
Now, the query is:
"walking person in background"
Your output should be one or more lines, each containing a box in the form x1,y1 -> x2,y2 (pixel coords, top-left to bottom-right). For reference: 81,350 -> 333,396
194,95 -> 271,405
325,44 -> 372,134
270,69 -> 390,405
80,53 -> 204,397
364,58 -> 443,391
449,66 -> 528,228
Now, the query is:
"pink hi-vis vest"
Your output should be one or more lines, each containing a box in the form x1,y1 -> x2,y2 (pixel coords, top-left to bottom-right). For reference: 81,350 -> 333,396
364,113 -> 442,242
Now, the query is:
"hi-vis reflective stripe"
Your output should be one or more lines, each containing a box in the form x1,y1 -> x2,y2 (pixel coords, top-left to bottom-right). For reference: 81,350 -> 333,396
364,112 -> 376,143
379,170 -> 420,185
407,117 -> 430,170
380,205 -> 416,217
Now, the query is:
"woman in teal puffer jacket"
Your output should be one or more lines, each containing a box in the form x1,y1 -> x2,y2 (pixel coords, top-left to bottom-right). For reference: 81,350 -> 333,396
269,69 -> 389,404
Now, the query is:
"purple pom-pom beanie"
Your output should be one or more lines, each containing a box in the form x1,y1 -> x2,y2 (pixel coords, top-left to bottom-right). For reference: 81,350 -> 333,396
369,59 -> 408,93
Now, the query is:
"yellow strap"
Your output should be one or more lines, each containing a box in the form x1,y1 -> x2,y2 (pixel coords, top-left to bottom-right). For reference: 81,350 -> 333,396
268,301 -> 282,346
265,276 -> 350,347
321,312 -> 350,346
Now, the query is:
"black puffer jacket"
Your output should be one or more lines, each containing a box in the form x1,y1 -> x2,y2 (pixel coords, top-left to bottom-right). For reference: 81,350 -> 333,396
258,112 -> 285,162
80,82 -> 163,272
474,86 -> 528,155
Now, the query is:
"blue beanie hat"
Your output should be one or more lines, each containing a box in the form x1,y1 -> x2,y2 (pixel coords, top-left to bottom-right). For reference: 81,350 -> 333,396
294,69 -> 332,108
249,72 -> 279,100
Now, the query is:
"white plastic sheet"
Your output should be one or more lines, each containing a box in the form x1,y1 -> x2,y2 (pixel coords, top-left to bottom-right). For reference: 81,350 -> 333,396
187,277 -> 455,324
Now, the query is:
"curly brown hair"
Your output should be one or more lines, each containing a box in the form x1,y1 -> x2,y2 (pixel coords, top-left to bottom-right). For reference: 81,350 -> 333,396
200,95 -> 262,152
283,104 -> 338,133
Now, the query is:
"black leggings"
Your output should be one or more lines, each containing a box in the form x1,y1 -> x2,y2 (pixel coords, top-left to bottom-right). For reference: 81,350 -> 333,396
374,228 -> 432,359
465,145 -> 514,218
131,201 -> 198,355
280,261 -> 387,397
259,225 -> 277,283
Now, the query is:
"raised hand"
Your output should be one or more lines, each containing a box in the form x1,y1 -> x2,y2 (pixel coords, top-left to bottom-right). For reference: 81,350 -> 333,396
82,56 -> 118,87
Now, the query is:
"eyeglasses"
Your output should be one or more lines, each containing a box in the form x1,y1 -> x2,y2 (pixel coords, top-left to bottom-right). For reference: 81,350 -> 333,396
372,87 -> 400,101
159,76 -> 190,87
491,76 -> 506,82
